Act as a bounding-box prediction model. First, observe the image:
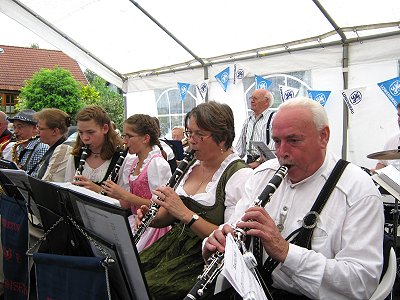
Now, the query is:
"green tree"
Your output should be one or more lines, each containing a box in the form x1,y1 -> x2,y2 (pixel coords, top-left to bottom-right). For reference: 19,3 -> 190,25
17,67 -> 84,118
84,69 -> 125,130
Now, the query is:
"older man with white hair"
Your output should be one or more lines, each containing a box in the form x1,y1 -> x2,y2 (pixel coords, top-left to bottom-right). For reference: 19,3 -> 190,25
204,97 -> 384,299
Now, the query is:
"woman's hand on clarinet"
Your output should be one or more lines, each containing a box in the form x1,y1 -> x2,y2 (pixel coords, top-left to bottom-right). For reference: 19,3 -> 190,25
152,186 -> 189,221
72,175 -> 100,193
203,224 -> 235,260
237,206 -> 289,263
101,179 -> 125,199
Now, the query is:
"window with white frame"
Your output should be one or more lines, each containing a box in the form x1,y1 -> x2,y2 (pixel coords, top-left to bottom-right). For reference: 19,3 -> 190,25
156,86 -> 197,138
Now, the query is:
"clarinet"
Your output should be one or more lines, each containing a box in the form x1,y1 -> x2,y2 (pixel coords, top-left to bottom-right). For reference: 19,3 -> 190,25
73,145 -> 89,181
100,147 -> 128,195
133,149 -> 196,245
184,165 -> 289,300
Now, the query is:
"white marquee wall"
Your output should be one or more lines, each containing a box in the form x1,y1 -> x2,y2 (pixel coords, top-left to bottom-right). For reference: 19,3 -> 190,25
126,35 -> 400,168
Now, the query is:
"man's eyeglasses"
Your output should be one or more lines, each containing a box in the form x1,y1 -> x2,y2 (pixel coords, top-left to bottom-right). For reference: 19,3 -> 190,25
184,130 -> 210,141
13,124 -> 31,131
121,133 -> 140,140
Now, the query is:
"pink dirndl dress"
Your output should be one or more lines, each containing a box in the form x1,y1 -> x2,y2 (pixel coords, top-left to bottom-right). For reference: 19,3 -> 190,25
129,154 -> 171,252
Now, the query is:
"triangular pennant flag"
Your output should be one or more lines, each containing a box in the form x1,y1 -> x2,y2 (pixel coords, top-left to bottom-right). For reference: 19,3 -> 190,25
341,87 -> 366,114
377,76 -> 400,108
177,82 -> 190,101
279,85 -> 299,102
215,67 -> 230,92
254,75 -> 272,90
196,80 -> 209,101
307,90 -> 331,107
233,64 -> 247,84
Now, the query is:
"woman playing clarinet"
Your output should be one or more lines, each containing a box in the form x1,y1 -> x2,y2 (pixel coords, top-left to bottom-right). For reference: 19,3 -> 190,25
64,105 -> 124,192
101,114 -> 172,251
135,101 -> 253,299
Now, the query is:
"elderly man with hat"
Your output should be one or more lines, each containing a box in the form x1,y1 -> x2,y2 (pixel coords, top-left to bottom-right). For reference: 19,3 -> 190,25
3,109 -> 48,175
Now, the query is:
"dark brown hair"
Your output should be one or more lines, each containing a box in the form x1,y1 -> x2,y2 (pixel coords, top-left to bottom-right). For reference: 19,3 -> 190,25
125,114 -> 167,160
71,105 -> 123,159
184,101 -> 235,150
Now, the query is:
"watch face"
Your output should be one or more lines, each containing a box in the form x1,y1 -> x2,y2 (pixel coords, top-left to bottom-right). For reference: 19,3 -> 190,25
193,214 -> 199,220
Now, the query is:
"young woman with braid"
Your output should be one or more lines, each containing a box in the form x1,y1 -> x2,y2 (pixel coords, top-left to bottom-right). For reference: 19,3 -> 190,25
64,105 -> 124,192
101,114 -> 172,252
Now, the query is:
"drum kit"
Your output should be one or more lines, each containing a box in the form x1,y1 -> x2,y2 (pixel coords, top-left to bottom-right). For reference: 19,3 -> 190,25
367,149 -> 400,250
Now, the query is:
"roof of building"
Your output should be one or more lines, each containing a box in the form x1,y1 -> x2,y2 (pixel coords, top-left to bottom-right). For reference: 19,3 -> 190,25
0,45 -> 87,91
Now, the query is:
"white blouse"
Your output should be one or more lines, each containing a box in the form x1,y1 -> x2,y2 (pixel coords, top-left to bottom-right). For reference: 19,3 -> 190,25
64,154 -> 111,183
175,152 -> 253,222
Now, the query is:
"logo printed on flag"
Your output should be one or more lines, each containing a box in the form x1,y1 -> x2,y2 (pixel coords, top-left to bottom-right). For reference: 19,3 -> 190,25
254,75 -> 272,90
377,76 -> 400,108
307,90 -> 331,107
178,82 -> 190,101
196,81 -> 209,101
215,67 -> 230,92
341,88 -> 365,114
233,64 -> 246,84
279,85 -> 299,102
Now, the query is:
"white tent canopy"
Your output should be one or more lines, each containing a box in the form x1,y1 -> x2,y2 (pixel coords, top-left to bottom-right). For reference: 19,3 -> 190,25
1,0 -> 400,168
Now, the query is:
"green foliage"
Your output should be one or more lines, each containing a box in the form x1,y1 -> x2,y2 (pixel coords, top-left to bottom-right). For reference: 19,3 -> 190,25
84,70 -> 125,130
79,84 -> 100,105
17,67 -> 84,118
16,67 -> 124,130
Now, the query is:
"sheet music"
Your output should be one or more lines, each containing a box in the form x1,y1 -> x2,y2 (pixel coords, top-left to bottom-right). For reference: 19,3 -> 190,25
53,182 -> 121,207
376,165 -> 400,196
221,233 -> 268,300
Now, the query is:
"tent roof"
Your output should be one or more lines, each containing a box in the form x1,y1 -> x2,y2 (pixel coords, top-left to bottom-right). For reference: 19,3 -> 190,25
1,0 -> 399,88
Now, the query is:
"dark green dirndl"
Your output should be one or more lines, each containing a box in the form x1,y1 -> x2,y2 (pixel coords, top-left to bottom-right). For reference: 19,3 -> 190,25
140,223 -> 204,300
140,159 -> 248,300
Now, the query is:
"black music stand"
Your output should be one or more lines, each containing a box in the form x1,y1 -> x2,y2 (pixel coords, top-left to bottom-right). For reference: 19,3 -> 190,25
372,174 -> 400,250
0,169 -> 41,226
28,177 -> 150,300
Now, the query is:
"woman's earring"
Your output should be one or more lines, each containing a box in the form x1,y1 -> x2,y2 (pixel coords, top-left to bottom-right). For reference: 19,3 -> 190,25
220,148 -> 224,153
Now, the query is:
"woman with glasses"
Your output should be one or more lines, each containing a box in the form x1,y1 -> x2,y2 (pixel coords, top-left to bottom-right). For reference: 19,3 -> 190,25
31,108 -> 72,181
64,105 -> 124,192
101,114 -> 172,251
136,101 -> 253,299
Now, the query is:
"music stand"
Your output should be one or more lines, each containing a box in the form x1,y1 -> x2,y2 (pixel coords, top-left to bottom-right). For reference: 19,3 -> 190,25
0,169 -> 41,226
372,174 -> 400,250
28,177 -> 150,300
65,187 -> 150,300
250,141 -> 276,161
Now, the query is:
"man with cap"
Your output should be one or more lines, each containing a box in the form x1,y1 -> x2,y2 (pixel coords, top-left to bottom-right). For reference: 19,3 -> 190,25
4,109 -> 49,175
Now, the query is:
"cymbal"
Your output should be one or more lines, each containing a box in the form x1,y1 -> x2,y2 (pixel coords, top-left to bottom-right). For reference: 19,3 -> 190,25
367,149 -> 400,160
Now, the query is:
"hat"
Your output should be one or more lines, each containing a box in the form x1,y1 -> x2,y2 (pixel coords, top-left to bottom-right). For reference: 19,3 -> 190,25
7,109 -> 37,125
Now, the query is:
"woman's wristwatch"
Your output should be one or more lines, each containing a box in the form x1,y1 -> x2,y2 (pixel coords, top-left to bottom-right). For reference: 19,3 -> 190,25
187,214 -> 199,228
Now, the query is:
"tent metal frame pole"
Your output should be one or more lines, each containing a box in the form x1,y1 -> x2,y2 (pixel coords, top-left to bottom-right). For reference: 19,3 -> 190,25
312,0 -> 348,159
342,44 -> 349,160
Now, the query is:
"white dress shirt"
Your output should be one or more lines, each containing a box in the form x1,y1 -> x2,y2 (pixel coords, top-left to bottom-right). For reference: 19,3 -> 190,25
228,152 -> 384,299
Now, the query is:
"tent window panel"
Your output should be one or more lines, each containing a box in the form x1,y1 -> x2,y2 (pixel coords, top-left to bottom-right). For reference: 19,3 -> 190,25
156,87 -> 196,139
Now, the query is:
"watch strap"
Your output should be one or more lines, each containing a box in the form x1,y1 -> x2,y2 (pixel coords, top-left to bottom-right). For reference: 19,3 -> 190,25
186,214 -> 199,228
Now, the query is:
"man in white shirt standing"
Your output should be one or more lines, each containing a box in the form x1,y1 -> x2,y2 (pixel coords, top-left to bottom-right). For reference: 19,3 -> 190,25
204,97 -> 384,299
235,89 -> 275,169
